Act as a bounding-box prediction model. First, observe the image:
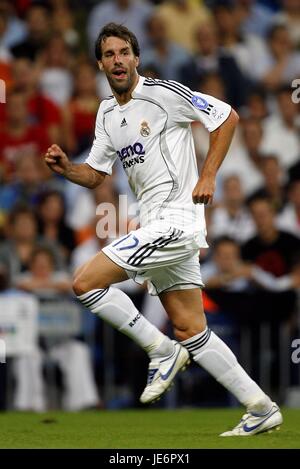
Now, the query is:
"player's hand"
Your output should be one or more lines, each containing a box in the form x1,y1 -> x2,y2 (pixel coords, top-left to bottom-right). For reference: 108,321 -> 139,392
192,176 -> 215,205
44,144 -> 71,176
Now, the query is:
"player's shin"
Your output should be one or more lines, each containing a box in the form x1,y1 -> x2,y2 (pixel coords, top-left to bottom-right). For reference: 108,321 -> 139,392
77,287 -> 174,359
181,328 -> 272,414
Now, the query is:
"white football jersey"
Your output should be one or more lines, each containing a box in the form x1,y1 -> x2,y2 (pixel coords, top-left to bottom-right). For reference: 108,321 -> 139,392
86,76 -> 231,238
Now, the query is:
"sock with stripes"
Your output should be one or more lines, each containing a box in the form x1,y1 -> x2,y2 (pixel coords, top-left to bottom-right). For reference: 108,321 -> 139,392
181,327 -> 272,414
77,287 -> 174,360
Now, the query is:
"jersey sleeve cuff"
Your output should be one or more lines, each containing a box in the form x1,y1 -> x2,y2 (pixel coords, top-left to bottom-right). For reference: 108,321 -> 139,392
208,105 -> 232,133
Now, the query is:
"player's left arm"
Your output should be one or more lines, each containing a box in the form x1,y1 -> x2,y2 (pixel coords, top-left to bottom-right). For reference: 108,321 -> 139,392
192,109 -> 239,204
163,81 -> 239,205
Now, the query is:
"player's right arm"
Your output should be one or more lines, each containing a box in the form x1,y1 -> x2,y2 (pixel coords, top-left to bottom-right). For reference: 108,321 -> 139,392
45,100 -> 117,189
44,144 -> 106,189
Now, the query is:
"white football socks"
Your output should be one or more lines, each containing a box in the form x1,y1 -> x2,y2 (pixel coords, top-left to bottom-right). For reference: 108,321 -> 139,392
181,327 -> 272,414
77,287 -> 174,360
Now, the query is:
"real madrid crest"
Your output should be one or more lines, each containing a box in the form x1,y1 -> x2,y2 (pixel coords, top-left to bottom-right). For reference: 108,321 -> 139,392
140,120 -> 151,137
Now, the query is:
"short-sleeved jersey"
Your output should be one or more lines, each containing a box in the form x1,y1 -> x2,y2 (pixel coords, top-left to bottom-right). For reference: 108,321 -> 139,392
85,76 -> 231,235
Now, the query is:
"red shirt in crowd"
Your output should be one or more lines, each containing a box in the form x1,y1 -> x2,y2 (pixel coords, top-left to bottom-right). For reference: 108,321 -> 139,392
0,124 -> 49,179
0,94 -> 61,128
27,94 -> 61,128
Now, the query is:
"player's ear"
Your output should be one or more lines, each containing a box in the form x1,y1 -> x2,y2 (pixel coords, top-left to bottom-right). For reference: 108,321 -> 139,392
135,56 -> 140,68
98,60 -> 104,71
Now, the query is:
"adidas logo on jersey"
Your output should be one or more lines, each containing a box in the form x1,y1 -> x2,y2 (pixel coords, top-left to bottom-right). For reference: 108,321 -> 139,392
120,118 -> 127,127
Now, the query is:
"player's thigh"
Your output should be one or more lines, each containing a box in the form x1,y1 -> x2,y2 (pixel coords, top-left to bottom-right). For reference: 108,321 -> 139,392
73,251 -> 129,294
159,288 -> 207,338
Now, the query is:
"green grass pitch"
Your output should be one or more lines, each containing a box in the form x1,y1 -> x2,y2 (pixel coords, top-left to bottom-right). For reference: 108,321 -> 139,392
0,408 -> 299,449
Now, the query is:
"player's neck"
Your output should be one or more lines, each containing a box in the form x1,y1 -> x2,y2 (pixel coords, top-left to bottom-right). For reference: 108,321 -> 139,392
113,73 -> 139,106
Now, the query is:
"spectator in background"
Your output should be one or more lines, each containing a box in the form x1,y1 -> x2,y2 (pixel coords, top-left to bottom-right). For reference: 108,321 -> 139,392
16,246 -> 71,294
0,89 -> 49,182
273,0 -> 300,49
10,2 -> 52,61
63,149 -> 99,245
15,247 -> 100,411
245,86 -> 269,120
156,0 -> 211,53
256,1 -> 281,12
142,14 -> 191,81
202,235 -> 300,300
212,1 -> 267,83
0,263 -> 43,411
199,72 -> 226,102
0,12 -> 12,62
0,205 -> 65,282
180,22 -> 249,108
277,179 -> 300,239
203,233 -> 299,396
201,236 -> 294,401
38,34 -> 74,107
209,175 -> 256,244
87,0 -> 153,55
236,0 -> 275,38
218,118 -> 264,196
62,61 -> 99,155
50,0 -> 80,48
0,0 -> 27,50
202,236 -> 256,292
252,24 -> 300,91
242,196 -> 300,277
0,154 -> 53,216
9,57 -> 62,143
138,63 -> 160,80
37,190 -> 76,262
261,85 -> 300,170
250,156 -> 287,214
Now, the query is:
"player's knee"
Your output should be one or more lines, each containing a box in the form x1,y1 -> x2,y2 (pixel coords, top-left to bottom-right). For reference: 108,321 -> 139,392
72,269 -> 109,296
173,323 -> 206,342
72,274 -> 91,296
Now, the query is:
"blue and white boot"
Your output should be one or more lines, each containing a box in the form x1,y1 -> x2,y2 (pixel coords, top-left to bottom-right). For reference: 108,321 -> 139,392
220,402 -> 283,436
140,341 -> 190,404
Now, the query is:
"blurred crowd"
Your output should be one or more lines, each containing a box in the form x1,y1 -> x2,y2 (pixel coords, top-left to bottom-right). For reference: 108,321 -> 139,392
0,0 -> 300,411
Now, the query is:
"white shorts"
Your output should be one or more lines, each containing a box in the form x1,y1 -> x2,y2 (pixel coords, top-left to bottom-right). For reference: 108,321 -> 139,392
102,221 -> 206,296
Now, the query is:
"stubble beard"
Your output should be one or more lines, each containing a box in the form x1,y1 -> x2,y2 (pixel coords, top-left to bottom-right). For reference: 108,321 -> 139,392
108,71 -> 134,96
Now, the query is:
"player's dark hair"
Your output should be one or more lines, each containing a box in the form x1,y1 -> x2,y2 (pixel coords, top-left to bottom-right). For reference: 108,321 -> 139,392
95,23 -> 140,60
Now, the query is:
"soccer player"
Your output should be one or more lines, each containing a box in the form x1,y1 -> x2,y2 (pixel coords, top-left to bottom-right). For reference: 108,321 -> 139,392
44,23 -> 282,436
